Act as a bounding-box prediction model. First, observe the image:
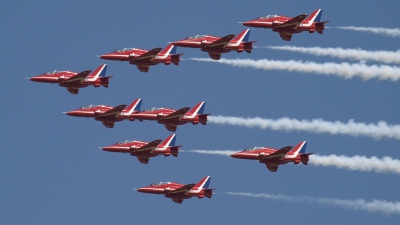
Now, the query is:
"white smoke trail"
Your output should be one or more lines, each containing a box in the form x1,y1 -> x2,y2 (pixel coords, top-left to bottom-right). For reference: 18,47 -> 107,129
226,192 -> 400,215
265,46 -> 400,64
190,58 -> 400,81
208,116 -> 400,140
338,26 -> 400,38
186,150 -> 237,156
187,150 -> 400,174
310,155 -> 400,174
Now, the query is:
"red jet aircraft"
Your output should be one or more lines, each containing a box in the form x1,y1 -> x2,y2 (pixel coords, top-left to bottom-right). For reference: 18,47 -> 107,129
65,98 -> 142,128
230,141 -> 313,172
100,44 -> 182,72
137,176 -> 213,204
102,134 -> 181,164
30,64 -> 112,94
241,9 -> 328,41
128,101 -> 210,132
170,29 -> 256,60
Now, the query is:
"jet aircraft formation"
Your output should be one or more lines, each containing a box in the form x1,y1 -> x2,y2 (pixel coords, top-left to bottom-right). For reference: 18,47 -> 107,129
30,9 -> 326,204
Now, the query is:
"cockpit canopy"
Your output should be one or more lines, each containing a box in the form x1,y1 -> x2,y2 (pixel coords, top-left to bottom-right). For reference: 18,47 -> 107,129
150,181 -> 171,186
143,107 -> 165,112
258,15 -> 278,19
115,48 -> 139,53
243,147 -> 265,152
187,35 -> 208,40
45,70 -> 63,75
117,140 -> 135,145
81,104 -> 103,109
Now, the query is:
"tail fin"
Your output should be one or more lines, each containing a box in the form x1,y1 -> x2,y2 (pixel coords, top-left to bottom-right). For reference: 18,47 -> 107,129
121,98 -> 142,115
190,176 -> 211,193
230,29 -> 251,46
158,44 -> 177,56
285,141 -> 307,158
302,9 -> 322,26
86,64 -> 107,81
185,101 -> 205,118
157,134 -> 177,150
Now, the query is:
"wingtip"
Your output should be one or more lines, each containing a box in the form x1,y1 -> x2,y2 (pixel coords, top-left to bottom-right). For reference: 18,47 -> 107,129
61,112 -> 67,114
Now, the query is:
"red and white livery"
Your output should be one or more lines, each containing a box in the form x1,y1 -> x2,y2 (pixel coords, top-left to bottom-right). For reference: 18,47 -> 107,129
230,141 -> 313,172
30,64 -> 112,94
241,9 -> 328,41
65,98 -> 142,128
128,101 -> 210,132
100,44 -> 182,72
170,29 -> 256,60
137,176 -> 213,204
102,134 -> 181,164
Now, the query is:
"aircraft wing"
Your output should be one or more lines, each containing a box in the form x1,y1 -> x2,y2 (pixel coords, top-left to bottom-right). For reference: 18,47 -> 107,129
159,107 -> 190,120
278,32 -> 294,41
169,183 -> 196,195
134,47 -> 163,61
265,163 -> 279,172
132,139 -> 162,153
261,146 -> 292,159
62,70 -> 92,83
276,14 -> 307,29
136,156 -> 150,164
163,124 -> 178,132
206,34 -> 235,48
97,104 -> 127,118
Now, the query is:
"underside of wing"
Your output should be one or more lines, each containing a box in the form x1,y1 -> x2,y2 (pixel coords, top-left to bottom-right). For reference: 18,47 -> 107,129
172,198 -> 184,204
163,124 -> 178,132
261,146 -> 292,160
97,104 -> 127,118
133,139 -> 162,153
265,163 -> 279,172
160,107 -> 190,120
169,183 -> 196,195
207,52 -> 222,60
101,121 -> 115,128
136,156 -> 150,164
66,87 -> 79,94
206,34 -> 235,48
135,47 -> 163,61
62,70 -> 91,83
135,65 -> 150,72
276,14 -> 307,29
278,32 -> 294,41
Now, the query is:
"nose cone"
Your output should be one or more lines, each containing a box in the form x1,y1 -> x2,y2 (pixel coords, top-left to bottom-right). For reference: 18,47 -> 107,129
136,188 -> 147,193
29,76 -> 45,82
230,152 -> 241,158
65,110 -> 82,117
99,53 -> 113,60
242,21 -> 252,27
102,145 -> 114,152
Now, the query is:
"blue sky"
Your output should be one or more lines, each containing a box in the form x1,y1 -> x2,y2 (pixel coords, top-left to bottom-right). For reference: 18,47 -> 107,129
1,0 -> 400,224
